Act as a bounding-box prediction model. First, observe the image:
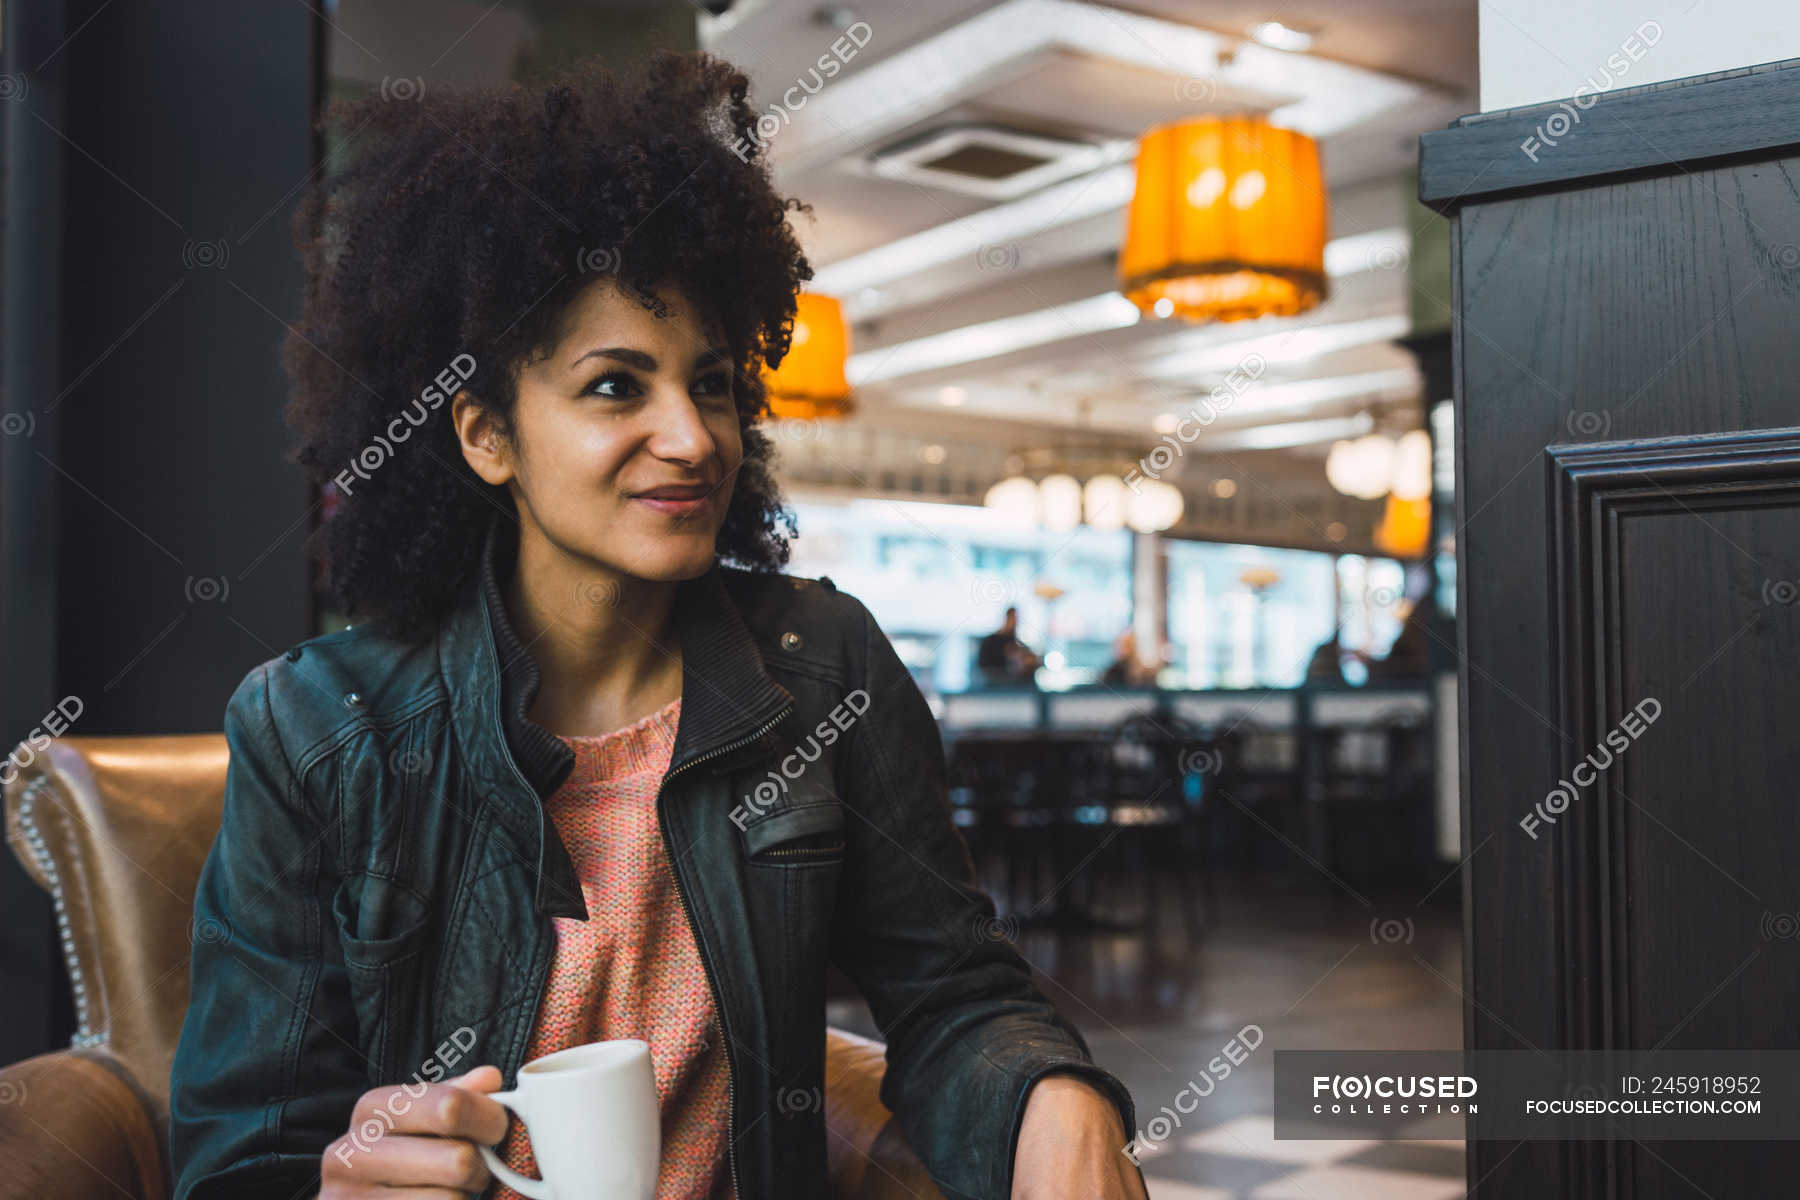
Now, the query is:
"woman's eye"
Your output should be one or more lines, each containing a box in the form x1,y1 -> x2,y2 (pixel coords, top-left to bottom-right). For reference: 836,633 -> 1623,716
693,372 -> 733,398
584,372 -> 641,399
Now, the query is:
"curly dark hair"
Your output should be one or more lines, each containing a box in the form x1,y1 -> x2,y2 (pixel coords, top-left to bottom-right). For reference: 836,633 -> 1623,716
283,50 -> 810,638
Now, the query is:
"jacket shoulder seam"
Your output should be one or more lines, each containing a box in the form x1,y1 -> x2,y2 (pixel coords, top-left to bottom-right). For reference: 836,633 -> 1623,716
289,689 -> 448,780
764,653 -> 845,687
730,571 -> 858,683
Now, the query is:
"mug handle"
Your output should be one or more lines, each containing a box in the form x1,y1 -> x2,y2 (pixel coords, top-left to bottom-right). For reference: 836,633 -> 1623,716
477,1090 -> 555,1200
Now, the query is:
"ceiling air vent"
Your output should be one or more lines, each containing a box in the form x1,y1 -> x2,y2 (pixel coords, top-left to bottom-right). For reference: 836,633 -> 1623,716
858,122 -> 1108,200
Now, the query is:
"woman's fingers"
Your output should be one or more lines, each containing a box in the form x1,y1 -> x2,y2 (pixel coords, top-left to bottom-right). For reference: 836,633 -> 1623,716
445,1064 -> 503,1093
324,1131 -> 492,1190
323,1188 -> 477,1200
344,1072 -> 510,1144
321,1066 -> 513,1193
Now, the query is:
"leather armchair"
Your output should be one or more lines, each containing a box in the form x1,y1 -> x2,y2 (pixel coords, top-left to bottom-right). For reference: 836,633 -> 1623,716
2,735 -> 944,1200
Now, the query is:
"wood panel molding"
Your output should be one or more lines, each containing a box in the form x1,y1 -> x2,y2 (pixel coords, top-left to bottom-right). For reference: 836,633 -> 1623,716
1420,57 -> 1800,210
1547,428 -> 1800,1195
1549,426 -> 1800,1031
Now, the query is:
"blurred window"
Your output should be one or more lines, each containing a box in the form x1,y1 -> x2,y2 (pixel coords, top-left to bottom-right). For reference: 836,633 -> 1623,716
1165,540 -> 1406,688
782,495 -> 1408,692
783,495 -> 1128,692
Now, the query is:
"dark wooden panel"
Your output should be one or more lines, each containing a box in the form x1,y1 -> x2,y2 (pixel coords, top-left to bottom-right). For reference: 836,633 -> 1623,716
1548,433 -> 1800,1195
1420,57 -> 1800,209
1433,65 -> 1800,1195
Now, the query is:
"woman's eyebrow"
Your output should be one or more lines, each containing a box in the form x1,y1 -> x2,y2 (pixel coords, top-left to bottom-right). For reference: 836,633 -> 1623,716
568,345 -> 731,371
570,346 -> 657,371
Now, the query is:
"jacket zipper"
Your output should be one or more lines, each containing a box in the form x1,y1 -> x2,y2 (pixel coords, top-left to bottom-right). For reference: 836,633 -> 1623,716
655,702 -> 793,1200
755,841 -> 845,861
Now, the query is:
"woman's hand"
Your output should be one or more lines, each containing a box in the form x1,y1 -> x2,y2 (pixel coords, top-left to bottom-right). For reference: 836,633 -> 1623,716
1011,1073 -> 1149,1200
319,1065 -> 509,1197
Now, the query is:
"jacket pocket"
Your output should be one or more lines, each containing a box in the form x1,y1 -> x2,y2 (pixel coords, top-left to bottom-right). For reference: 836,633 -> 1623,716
740,801 -> 846,864
333,872 -> 435,1081
334,872 -> 434,963
738,793 -> 843,1055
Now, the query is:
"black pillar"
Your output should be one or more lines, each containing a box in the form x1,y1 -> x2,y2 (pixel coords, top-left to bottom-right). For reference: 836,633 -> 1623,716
2,0 -> 317,1063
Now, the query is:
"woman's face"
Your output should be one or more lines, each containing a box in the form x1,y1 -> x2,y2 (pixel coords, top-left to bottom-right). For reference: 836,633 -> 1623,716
458,278 -> 743,584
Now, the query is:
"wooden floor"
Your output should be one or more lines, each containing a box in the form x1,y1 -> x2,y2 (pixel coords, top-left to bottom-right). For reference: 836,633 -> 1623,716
829,869 -> 1467,1198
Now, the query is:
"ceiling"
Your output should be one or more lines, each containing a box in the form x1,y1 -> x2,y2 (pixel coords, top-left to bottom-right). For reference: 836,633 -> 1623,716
701,0 -> 1478,545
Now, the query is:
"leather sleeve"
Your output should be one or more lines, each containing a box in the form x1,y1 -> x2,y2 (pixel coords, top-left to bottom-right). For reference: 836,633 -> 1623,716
167,662 -> 363,1199
827,597 -> 1140,1200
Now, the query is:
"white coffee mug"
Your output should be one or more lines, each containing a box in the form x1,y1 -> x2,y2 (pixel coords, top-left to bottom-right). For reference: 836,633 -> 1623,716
477,1038 -> 660,1200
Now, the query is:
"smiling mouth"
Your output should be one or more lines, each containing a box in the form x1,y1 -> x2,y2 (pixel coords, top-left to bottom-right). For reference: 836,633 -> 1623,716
633,483 -> 713,501
631,483 -> 716,518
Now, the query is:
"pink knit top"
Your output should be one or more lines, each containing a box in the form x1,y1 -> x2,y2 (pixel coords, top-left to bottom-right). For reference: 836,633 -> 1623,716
491,696 -> 734,1199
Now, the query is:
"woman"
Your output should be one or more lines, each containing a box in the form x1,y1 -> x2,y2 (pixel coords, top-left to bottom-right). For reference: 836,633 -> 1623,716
168,52 -> 1144,1200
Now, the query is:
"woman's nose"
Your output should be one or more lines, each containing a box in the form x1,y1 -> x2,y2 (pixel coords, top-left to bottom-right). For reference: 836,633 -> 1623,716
643,385 -> 715,463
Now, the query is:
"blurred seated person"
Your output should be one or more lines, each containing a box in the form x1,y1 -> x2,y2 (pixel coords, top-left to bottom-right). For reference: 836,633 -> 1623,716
976,605 -> 1042,685
1099,628 -> 1160,687
1304,628 -> 1350,684
1365,601 -> 1431,680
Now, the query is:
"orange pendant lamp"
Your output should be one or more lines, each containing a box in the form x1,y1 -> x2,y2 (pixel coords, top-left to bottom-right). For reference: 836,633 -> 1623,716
1119,115 -> 1328,324
1374,493 -> 1432,558
763,292 -> 853,420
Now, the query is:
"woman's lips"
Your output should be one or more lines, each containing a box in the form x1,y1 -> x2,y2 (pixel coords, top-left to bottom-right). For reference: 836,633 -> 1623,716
632,487 -> 713,518
635,495 -> 708,517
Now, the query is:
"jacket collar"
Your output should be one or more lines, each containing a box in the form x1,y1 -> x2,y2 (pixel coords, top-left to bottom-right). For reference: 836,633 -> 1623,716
437,510 -> 794,917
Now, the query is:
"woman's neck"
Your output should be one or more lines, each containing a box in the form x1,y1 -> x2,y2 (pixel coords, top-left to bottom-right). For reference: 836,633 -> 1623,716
504,524 -> 685,739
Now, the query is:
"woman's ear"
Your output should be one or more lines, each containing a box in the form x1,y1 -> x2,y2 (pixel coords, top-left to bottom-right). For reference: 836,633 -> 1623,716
452,390 -> 513,486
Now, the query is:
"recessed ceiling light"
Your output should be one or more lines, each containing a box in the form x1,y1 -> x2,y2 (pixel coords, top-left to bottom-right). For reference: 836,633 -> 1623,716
1201,411 -> 1376,451
1212,478 -> 1238,498
940,386 -> 967,406
846,231 -> 1407,385
812,6 -> 860,32
921,443 -> 948,464
1139,314 -> 1411,380
848,294 -> 1140,384
1153,297 -> 1175,319
1249,20 -> 1315,52
1153,413 -> 1179,433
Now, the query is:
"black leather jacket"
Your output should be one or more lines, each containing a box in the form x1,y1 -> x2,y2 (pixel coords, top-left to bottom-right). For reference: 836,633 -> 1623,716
168,514 -> 1136,1199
